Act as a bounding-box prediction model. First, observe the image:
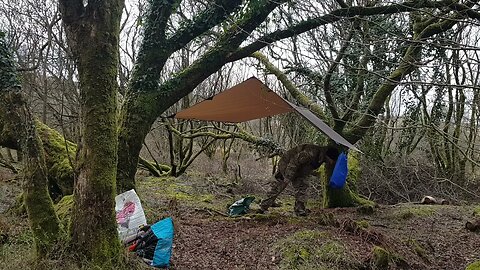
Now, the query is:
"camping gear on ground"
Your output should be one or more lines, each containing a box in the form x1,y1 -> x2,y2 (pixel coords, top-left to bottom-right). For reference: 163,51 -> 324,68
132,217 -> 174,268
115,189 -> 147,243
228,196 -> 255,216
329,152 -> 348,189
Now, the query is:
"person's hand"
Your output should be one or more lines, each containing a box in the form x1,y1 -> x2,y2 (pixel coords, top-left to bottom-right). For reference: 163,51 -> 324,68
325,156 -> 336,167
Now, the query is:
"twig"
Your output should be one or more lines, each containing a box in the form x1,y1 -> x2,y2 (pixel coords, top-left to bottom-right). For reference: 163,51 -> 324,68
194,207 -> 229,217
436,177 -> 480,199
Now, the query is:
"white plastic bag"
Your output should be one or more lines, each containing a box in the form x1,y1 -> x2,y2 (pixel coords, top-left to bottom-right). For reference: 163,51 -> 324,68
115,189 -> 147,243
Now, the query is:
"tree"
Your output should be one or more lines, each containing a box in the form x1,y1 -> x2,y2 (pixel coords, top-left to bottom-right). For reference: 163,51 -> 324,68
58,0 -> 124,265
249,1 -> 479,206
116,0 -> 478,195
0,31 -> 60,258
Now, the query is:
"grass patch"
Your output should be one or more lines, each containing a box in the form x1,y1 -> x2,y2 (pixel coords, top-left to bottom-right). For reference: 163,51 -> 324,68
466,261 -> 480,270
473,205 -> 480,217
392,206 -> 437,220
407,239 -> 429,262
371,245 -> 407,269
356,220 -> 370,229
140,176 -> 223,204
137,176 -> 233,221
274,229 -> 360,270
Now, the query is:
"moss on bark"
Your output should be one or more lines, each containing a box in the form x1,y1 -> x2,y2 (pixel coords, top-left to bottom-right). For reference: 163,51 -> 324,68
0,31 -> 60,258
59,0 -> 124,266
54,195 -> 74,231
372,246 -> 390,269
36,122 -> 76,198
0,117 -> 76,199
322,152 -> 374,208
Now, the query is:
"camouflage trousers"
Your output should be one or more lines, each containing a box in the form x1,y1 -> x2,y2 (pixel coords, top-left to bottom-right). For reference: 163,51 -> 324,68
260,174 -> 309,213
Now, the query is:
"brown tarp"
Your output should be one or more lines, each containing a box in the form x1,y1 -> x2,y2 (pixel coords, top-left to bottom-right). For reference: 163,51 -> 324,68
283,100 -> 359,152
175,77 -> 293,122
175,77 -> 359,151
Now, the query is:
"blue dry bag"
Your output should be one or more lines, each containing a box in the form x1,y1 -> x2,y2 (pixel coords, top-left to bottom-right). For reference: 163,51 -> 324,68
329,152 -> 348,189
150,217 -> 174,268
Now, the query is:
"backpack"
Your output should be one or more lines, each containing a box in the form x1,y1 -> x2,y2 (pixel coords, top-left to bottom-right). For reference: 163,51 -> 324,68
329,152 -> 348,189
133,217 -> 174,268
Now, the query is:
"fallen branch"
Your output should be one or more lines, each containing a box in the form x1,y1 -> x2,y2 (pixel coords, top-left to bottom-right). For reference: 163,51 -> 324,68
194,207 -> 229,217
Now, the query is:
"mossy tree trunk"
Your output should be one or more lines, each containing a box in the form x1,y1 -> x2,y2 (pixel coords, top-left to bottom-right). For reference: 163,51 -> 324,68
59,0 -> 124,266
321,151 -> 371,208
116,0 -> 282,192
0,31 -> 60,258
322,161 -> 352,208
116,0 -> 245,192
35,122 -> 76,198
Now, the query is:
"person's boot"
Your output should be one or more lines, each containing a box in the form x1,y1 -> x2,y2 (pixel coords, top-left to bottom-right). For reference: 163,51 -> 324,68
257,201 -> 269,214
294,201 -> 309,216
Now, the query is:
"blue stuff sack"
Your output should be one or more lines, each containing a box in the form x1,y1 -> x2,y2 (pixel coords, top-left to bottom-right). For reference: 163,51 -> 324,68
150,217 -> 174,268
329,152 -> 348,189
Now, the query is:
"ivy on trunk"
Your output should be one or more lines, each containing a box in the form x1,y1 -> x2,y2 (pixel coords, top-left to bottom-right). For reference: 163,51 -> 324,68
0,31 -> 60,258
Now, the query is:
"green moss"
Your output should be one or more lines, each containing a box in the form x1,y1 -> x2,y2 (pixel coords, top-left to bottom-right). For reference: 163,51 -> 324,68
316,213 -> 339,227
408,239 -> 428,262
54,195 -> 74,230
275,230 -> 359,270
393,206 -> 436,220
144,177 -> 210,204
148,177 -> 197,201
138,176 -> 233,220
36,122 -> 77,197
356,220 -> 370,229
372,246 -> 390,269
347,152 -> 361,192
466,261 -> 480,270
317,241 -> 347,263
473,205 -> 480,217
371,245 -> 407,269
321,153 -> 375,208
23,179 -> 61,258
201,194 -> 215,203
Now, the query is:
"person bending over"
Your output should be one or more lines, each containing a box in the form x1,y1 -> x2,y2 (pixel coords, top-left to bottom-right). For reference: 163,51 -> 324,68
259,144 -> 339,216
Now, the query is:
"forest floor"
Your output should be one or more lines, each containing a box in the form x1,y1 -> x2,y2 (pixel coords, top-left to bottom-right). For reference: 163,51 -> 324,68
0,170 -> 479,270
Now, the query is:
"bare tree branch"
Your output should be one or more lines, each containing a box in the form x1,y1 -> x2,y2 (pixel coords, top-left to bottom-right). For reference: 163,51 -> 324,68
251,51 -> 328,121
226,0 -> 475,62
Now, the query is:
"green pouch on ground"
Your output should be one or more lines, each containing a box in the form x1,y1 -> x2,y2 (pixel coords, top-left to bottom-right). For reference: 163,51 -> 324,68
228,196 -> 255,216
